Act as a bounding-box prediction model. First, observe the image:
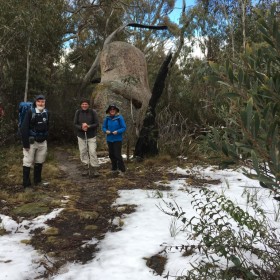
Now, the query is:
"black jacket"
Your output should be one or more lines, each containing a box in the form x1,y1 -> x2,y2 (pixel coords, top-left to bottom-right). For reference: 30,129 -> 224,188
74,109 -> 99,139
20,108 -> 49,149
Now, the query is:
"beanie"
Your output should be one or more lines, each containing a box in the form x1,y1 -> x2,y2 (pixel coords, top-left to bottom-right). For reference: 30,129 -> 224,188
80,98 -> 90,105
35,94 -> 46,101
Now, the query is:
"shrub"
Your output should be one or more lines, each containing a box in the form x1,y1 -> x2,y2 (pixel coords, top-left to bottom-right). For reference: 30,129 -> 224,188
207,5 -> 280,193
160,188 -> 280,279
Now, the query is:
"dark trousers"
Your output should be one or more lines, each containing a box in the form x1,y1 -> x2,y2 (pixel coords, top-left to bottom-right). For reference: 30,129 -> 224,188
108,141 -> 125,172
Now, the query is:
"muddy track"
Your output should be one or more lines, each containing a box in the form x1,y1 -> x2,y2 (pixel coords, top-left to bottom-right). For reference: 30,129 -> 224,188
40,150 -> 188,271
1,148 -> 189,278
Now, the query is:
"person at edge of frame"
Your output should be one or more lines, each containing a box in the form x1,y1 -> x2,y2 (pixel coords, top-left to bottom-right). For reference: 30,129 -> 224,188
20,94 -> 49,189
102,104 -> 127,176
73,98 -> 100,177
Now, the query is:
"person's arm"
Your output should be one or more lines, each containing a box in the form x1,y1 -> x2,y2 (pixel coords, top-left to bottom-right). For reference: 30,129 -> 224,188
102,117 -> 110,134
20,109 -> 32,149
46,110 -> 50,135
88,109 -> 99,130
73,110 -> 82,131
117,115 -> 126,134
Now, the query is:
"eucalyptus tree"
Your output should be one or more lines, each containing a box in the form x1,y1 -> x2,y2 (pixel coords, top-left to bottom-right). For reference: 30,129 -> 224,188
63,0 -> 125,75
208,4 -> 280,195
63,0 -> 177,92
122,0 -> 175,52
0,0 -> 67,102
0,0 -> 67,144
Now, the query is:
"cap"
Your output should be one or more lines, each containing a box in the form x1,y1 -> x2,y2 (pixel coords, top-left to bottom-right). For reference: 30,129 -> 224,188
80,98 -> 90,105
106,104 -> 119,114
35,94 -> 45,101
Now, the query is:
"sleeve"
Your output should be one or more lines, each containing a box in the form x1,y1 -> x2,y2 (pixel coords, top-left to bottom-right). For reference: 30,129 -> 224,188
117,115 -> 126,134
88,109 -> 99,130
73,110 -> 82,132
20,109 -> 32,149
47,110 -> 50,133
102,117 -> 108,133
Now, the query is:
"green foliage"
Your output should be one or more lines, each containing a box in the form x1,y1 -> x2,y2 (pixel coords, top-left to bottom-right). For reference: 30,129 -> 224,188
0,0 -> 68,143
161,188 -> 280,279
0,0 -> 67,95
207,5 -> 280,191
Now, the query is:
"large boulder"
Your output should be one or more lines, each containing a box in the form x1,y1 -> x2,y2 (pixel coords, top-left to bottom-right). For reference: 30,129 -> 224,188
93,41 -> 151,145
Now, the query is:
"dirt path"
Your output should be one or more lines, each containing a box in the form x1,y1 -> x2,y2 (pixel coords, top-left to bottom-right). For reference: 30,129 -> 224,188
0,145 -> 221,278
2,148 -> 188,278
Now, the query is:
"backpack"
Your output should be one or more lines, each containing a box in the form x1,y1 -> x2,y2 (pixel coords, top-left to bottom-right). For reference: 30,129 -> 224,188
18,102 -> 48,135
18,102 -> 35,129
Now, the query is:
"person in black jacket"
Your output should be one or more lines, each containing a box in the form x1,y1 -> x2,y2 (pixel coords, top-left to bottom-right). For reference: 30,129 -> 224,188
74,98 -> 99,177
20,95 -> 49,189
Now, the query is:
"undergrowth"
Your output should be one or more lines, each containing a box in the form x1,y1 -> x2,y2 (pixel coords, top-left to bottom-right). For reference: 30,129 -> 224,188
0,143 -> 62,186
160,188 -> 280,280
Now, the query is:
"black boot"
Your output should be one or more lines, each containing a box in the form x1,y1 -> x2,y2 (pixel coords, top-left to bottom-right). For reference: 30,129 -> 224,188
34,163 -> 42,185
23,166 -> 31,188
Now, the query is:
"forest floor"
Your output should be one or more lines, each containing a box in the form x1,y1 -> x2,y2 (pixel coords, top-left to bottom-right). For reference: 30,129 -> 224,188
0,145 -> 197,278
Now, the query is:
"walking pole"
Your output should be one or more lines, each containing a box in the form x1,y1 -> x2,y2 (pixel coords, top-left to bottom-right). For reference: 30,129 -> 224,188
84,131 -> 90,177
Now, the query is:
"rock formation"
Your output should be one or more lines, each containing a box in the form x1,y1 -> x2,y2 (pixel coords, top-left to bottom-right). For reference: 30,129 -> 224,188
93,41 -> 151,145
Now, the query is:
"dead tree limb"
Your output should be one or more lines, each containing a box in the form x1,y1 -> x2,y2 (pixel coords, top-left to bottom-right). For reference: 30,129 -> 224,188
166,0 -> 188,100
134,51 -> 173,159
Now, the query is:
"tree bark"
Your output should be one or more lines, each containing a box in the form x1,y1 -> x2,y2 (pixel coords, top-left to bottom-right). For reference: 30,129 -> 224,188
24,36 -> 31,102
239,0 -> 247,52
134,52 -> 173,159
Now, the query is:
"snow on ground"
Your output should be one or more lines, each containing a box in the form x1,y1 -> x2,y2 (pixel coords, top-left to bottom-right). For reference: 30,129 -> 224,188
0,166 -> 279,280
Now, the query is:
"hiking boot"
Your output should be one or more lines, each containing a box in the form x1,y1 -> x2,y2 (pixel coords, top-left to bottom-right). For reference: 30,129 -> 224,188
23,166 -> 31,188
109,170 -> 118,178
90,167 -> 100,177
118,171 -> 125,177
35,181 -> 50,187
34,163 -> 43,186
81,170 -> 89,176
80,164 -> 89,176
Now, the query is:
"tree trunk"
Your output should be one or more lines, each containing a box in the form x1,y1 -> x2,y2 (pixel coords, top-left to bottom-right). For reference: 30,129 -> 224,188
240,0 -> 247,52
134,52 -> 173,159
24,36 -> 31,102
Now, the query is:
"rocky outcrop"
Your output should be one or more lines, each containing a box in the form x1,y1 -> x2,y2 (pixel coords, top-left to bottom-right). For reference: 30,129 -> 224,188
93,41 -> 151,144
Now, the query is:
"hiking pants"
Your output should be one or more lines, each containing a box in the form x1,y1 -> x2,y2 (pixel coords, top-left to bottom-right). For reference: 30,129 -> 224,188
107,141 -> 125,172
23,140 -> 47,167
78,136 -> 99,167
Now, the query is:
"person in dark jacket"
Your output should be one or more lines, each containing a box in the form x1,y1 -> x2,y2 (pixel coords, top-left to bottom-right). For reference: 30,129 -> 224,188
102,104 -> 127,176
20,94 -> 49,189
74,98 -> 99,176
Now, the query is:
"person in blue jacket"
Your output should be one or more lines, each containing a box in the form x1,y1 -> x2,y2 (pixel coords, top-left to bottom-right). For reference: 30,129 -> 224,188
102,104 -> 127,175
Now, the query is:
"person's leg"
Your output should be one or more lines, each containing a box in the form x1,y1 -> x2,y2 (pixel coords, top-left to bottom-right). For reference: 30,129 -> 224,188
22,145 -> 36,187
88,137 -> 99,176
113,141 -> 125,172
23,166 -> 31,187
34,141 -> 48,185
78,136 -> 89,165
108,142 -> 117,171
88,137 -> 99,167
34,163 -> 43,185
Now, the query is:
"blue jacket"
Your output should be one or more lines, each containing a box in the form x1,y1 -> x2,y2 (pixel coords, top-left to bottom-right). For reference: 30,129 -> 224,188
102,115 -> 126,142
